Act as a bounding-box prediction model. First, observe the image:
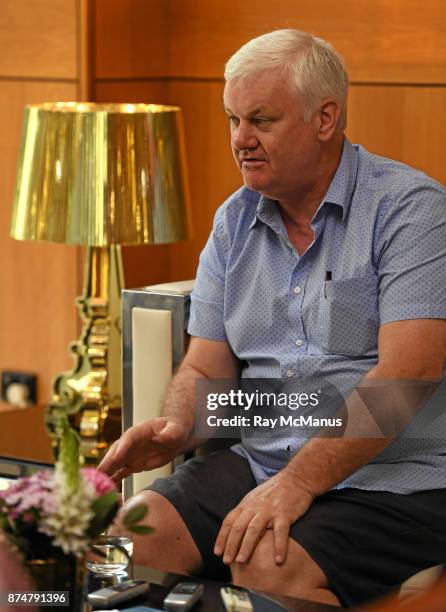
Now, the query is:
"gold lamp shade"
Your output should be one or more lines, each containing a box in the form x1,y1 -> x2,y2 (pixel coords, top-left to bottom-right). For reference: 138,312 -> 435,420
10,102 -> 191,462
11,102 -> 191,246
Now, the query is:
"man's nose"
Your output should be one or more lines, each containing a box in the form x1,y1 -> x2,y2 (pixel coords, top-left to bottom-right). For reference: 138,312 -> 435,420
232,121 -> 258,151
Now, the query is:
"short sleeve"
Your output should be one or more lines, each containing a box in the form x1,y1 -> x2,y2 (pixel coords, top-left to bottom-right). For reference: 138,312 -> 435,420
187,208 -> 229,340
376,181 -> 446,324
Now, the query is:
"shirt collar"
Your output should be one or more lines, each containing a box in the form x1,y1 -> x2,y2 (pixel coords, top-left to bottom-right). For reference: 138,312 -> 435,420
249,138 -> 359,231
248,195 -> 284,235
320,137 -> 358,221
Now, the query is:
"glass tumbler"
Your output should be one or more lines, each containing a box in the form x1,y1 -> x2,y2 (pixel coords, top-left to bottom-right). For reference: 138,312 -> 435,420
85,535 -> 133,575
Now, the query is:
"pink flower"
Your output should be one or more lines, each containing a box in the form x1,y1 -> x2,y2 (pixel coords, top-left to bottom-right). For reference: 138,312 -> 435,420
82,468 -> 116,496
0,470 -> 56,516
42,493 -> 59,515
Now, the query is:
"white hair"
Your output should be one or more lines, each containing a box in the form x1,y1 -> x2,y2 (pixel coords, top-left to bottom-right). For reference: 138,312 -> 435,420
224,29 -> 349,130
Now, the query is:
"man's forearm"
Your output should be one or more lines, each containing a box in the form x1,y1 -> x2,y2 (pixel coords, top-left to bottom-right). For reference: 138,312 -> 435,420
282,437 -> 390,497
281,360 -> 439,497
162,364 -> 209,453
281,380 -> 393,496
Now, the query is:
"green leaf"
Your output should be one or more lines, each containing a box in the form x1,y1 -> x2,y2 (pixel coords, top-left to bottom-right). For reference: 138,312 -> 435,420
126,525 -> 154,535
87,491 -> 120,538
122,504 -> 148,528
0,515 -> 9,531
92,490 -> 120,513
56,415 -> 81,493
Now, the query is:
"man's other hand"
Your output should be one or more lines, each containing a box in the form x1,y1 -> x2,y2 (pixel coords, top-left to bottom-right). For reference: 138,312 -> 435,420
214,470 -> 314,566
98,417 -> 190,483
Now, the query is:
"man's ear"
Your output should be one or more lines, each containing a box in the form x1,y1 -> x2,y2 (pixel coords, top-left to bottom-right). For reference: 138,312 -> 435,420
317,98 -> 341,142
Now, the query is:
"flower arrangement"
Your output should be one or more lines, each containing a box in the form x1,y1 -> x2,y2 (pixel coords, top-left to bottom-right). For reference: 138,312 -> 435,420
0,416 -> 151,563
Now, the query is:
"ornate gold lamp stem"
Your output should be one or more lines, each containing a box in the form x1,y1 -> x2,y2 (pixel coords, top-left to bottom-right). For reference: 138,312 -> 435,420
46,246 -> 124,461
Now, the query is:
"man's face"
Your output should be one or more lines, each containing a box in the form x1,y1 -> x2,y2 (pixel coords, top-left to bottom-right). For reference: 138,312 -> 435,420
223,71 -> 321,202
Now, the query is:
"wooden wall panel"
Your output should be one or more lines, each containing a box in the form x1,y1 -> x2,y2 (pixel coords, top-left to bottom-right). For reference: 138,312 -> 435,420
0,0 -> 77,79
167,81 -> 241,281
0,0 -> 81,459
167,0 -> 446,83
0,406 -> 53,462
95,80 -> 169,105
0,81 -> 79,410
94,0 -> 168,78
347,86 -> 446,184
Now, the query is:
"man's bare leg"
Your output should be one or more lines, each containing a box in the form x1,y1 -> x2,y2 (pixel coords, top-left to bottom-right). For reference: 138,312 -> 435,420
231,532 -> 340,606
112,491 -> 202,575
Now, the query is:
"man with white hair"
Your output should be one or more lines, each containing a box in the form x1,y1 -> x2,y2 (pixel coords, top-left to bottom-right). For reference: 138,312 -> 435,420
100,30 -> 446,607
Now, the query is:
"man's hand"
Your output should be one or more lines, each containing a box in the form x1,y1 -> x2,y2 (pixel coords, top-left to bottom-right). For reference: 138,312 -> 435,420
214,470 -> 314,566
98,417 -> 190,483
98,338 -> 239,485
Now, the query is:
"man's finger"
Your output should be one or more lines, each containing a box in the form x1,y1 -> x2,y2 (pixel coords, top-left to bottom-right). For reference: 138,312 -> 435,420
214,508 -> 240,556
273,517 -> 291,564
153,420 -> 185,446
222,512 -> 253,565
214,520 -> 234,557
97,440 -> 119,474
235,513 -> 268,563
98,436 -> 131,475
110,465 -> 133,485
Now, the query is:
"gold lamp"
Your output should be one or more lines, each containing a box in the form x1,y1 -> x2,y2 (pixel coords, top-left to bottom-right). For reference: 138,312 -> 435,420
10,102 -> 191,462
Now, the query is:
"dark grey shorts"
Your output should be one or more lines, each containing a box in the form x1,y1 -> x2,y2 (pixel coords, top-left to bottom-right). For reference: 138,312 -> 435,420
147,450 -> 446,607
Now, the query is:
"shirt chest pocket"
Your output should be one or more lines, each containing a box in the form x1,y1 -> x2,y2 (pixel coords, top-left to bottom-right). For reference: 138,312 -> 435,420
315,273 -> 379,356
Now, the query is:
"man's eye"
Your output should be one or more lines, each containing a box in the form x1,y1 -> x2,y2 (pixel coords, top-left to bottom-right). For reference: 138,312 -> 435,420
253,117 -> 272,126
228,116 -> 239,126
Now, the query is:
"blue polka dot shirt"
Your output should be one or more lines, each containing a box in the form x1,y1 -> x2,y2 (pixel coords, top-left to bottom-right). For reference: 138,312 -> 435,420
188,139 -> 446,493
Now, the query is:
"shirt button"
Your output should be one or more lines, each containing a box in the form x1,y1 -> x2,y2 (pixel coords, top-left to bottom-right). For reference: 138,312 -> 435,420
295,339 -> 303,347
293,286 -> 301,294
286,369 -> 294,377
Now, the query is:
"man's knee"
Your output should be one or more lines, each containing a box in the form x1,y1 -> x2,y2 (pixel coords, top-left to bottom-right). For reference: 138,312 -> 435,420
112,490 -> 202,573
115,490 -> 181,533
231,531 -> 327,591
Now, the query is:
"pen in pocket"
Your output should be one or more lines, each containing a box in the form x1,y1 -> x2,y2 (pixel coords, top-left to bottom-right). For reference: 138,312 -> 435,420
324,271 -> 332,299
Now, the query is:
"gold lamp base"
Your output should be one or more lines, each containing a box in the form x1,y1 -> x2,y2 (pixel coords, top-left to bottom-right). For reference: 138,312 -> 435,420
46,245 -> 124,463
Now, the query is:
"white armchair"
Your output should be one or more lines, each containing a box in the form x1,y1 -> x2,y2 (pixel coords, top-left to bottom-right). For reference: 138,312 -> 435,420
121,280 -> 194,500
